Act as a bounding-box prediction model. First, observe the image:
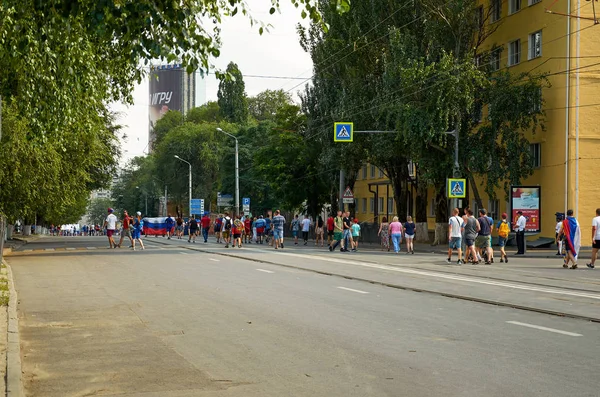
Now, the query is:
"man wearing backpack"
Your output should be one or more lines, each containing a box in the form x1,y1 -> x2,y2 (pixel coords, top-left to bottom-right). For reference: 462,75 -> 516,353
496,213 -> 510,263
222,212 -> 233,248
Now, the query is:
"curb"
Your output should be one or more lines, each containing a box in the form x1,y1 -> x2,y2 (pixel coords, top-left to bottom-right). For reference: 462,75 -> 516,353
150,239 -> 600,323
4,261 -> 24,397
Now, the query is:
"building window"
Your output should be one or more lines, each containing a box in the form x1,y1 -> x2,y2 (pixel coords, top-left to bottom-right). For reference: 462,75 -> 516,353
509,0 -> 521,14
379,168 -> 384,178
473,101 -> 483,123
491,0 -> 501,22
388,197 -> 394,214
528,30 -> 542,60
429,198 -> 436,217
530,87 -> 542,113
370,198 -> 375,213
530,143 -> 541,168
362,165 -> 367,179
362,198 -> 367,213
508,39 -> 521,66
528,0 -> 541,5
370,165 -> 376,178
488,200 -> 500,221
477,6 -> 484,28
378,197 -> 384,214
487,104 -> 493,121
490,47 -> 501,71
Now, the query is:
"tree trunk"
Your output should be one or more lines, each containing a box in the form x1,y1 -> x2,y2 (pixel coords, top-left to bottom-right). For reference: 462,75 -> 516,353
468,173 -> 484,210
415,168 -> 429,243
0,215 -> 5,262
432,182 -> 448,246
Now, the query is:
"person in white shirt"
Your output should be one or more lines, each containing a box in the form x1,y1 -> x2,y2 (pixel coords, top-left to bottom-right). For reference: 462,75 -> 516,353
301,217 -> 312,245
555,214 -> 564,256
587,208 -> 600,269
104,208 -> 118,249
447,207 -> 464,264
514,211 -> 526,255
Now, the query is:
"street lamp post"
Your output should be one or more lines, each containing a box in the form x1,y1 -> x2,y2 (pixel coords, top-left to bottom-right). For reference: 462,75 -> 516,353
174,155 -> 192,218
216,128 -> 239,216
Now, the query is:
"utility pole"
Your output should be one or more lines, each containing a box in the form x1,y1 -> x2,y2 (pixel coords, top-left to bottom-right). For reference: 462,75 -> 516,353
339,169 -> 345,213
174,155 -> 192,218
216,128 -> 240,216
164,185 -> 168,217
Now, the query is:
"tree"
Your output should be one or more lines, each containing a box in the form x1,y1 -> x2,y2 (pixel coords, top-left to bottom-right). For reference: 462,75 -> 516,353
88,198 -> 114,226
247,90 -> 293,121
217,62 -> 249,124
186,102 -> 223,124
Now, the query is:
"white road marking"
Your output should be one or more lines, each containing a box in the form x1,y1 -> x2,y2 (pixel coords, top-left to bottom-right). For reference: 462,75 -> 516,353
44,248 -> 55,252
86,247 -> 97,250
179,252 -> 189,255
208,258 -> 220,262
23,249 -> 32,252
256,269 -> 274,274
337,286 -> 369,294
506,321 -> 582,337
266,251 -> 600,300
66,248 -> 76,251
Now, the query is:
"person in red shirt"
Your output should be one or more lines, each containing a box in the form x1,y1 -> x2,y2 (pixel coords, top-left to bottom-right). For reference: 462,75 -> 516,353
244,216 -> 252,244
326,215 -> 335,245
200,213 -> 211,243
118,210 -> 134,248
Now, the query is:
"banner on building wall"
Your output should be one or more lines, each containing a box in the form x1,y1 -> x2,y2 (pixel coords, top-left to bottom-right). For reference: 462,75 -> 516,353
510,186 -> 541,233
148,65 -> 184,149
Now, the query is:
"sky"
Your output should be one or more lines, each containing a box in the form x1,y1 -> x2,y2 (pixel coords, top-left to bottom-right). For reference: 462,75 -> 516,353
110,1 -> 314,163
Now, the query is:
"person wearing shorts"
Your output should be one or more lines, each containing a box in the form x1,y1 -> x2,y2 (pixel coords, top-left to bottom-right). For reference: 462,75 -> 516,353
463,208 -> 480,264
132,211 -> 145,250
403,216 -> 415,254
327,215 -> 335,244
329,211 -> 345,252
104,208 -> 118,249
447,208 -> 464,264
587,208 -> 600,269
214,215 -> 222,243
233,216 -> 244,248
272,210 -> 286,249
255,215 -> 266,244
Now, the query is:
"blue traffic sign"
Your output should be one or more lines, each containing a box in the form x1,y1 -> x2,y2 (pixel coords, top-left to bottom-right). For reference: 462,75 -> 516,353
243,198 -> 250,206
334,122 -> 353,142
190,199 -> 204,215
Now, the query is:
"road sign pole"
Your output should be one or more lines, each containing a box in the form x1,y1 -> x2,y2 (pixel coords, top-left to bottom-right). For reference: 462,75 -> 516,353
339,169 -> 345,212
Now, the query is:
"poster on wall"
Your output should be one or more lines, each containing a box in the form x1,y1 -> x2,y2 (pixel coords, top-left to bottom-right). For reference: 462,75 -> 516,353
148,65 -> 184,149
510,186 -> 541,233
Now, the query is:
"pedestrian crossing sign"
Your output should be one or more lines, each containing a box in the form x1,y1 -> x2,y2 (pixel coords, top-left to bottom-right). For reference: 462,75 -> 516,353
334,122 -> 353,142
447,178 -> 466,198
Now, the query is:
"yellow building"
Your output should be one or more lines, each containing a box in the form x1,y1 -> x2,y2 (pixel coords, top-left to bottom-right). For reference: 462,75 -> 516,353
353,0 -> 600,240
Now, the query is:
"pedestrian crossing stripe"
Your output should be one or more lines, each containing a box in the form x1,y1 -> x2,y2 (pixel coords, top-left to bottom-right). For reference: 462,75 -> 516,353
447,178 -> 466,198
334,122 -> 353,142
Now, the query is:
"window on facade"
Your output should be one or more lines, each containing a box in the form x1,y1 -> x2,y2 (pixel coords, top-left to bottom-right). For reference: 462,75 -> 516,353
528,30 -> 542,60
491,0 -> 501,22
530,143 -> 541,168
362,165 -> 367,179
490,47 -> 502,71
388,198 -> 394,214
370,198 -> 375,213
488,200 -> 500,221
477,6 -> 484,28
379,168 -> 384,178
530,87 -> 542,113
508,39 -> 521,66
362,198 -> 367,213
509,0 -> 521,14
528,0 -> 542,5
473,101 -> 483,123
408,161 -> 416,178
370,165 -> 376,178
378,197 -> 384,214
429,198 -> 436,217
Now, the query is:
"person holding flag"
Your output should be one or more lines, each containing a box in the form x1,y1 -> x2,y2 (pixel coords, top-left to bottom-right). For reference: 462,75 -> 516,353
557,209 -> 581,269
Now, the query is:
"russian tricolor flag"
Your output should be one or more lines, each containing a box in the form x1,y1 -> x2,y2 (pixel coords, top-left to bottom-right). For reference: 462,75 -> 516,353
143,217 -> 173,236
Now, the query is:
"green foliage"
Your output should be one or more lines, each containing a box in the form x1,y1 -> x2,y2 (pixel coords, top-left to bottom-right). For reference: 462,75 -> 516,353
152,111 -> 184,148
87,198 -> 114,226
186,102 -> 223,124
247,90 -> 293,121
217,62 -> 249,124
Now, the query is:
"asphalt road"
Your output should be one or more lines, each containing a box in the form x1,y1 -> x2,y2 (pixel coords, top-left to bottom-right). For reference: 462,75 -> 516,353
7,236 -> 600,396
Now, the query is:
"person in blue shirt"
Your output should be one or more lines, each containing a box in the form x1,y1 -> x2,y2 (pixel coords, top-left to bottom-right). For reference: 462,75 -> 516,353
265,215 -> 272,244
486,213 -> 494,263
165,215 -> 175,239
254,216 -> 266,244
403,216 -> 416,254
132,211 -> 145,250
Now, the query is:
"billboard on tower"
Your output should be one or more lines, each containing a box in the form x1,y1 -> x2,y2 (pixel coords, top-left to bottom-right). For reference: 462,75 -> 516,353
148,65 -> 206,152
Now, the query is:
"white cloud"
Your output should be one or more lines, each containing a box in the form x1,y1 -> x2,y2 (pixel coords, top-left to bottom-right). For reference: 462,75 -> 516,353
110,0 -> 314,164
